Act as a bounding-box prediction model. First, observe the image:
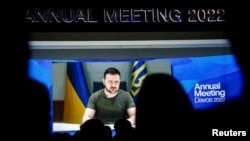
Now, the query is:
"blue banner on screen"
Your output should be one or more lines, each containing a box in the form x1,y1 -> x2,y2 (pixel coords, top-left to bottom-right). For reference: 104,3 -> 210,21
171,55 -> 244,110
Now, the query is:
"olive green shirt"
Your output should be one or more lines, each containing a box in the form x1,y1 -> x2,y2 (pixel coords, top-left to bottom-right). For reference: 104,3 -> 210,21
87,89 -> 135,124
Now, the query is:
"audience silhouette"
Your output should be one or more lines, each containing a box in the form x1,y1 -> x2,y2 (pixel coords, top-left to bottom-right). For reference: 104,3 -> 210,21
113,118 -> 135,141
5,7 -> 52,141
135,73 -> 195,139
51,132 -> 73,141
76,118 -> 110,141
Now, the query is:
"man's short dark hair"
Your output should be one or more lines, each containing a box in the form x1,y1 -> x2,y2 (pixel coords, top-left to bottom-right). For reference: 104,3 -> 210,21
104,67 -> 121,78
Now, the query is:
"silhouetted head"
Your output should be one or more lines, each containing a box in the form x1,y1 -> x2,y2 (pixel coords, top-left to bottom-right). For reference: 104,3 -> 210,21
5,7 -> 53,141
78,119 -> 109,141
114,118 -> 133,134
135,73 -> 194,138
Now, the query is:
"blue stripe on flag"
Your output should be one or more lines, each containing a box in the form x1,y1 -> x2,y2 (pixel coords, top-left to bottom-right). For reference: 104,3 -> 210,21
67,62 -> 89,108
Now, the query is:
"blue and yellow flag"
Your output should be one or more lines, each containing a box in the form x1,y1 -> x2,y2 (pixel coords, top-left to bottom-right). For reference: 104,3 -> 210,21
63,62 -> 89,123
130,61 -> 148,102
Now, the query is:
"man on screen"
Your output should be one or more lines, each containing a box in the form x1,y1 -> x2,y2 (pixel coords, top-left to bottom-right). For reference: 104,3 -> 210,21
82,67 -> 136,125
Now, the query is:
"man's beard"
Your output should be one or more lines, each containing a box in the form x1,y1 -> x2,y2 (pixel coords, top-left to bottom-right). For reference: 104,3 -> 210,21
105,87 -> 118,94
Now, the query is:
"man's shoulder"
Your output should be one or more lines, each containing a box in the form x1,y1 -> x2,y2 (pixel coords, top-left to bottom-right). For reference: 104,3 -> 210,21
118,89 -> 131,96
91,89 -> 104,97
118,89 -> 127,93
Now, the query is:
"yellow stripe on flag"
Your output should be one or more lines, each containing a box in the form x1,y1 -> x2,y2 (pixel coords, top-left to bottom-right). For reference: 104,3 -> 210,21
63,75 -> 86,123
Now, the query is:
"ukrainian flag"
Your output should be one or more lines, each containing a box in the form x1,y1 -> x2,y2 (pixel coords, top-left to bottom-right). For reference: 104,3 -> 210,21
63,62 -> 89,124
130,61 -> 148,102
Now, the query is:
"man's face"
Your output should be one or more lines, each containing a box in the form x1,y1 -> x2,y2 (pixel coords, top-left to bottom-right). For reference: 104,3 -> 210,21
103,73 -> 120,94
